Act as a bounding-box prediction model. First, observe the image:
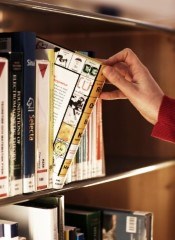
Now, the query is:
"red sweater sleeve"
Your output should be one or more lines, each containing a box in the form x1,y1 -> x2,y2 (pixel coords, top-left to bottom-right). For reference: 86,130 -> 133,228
151,95 -> 175,143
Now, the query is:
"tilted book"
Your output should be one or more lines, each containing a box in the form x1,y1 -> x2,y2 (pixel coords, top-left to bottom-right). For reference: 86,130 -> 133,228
0,57 -> 9,198
0,52 -> 23,196
0,31 -> 36,193
36,38 -> 106,189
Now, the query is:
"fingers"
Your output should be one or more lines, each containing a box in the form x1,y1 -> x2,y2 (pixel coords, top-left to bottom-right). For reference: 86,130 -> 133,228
102,65 -> 135,96
100,89 -> 127,100
104,48 -> 145,72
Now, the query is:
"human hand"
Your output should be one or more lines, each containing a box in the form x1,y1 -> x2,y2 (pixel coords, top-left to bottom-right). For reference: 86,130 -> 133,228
100,48 -> 164,125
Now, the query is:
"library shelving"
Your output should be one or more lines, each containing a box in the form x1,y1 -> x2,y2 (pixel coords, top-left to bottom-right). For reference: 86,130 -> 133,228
0,1 -> 175,240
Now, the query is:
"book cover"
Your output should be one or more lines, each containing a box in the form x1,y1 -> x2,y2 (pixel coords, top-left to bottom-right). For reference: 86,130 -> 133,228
35,49 -> 55,189
65,208 -> 101,240
0,31 -> 36,193
36,37 -> 106,189
0,57 -> 9,198
102,209 -> 153,240
0,52 -> 23,196
35,59 -> 50,191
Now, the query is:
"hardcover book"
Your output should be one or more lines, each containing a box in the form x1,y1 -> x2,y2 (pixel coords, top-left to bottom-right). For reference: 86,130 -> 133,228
0,52 -> 23,196
0,57 -> 9,198
36,38 -> 106,189
0,31 -> 36,193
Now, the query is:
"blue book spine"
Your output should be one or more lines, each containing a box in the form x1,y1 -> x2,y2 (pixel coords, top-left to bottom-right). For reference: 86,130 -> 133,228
0,52 -> 23,196
0,32 -> 36,193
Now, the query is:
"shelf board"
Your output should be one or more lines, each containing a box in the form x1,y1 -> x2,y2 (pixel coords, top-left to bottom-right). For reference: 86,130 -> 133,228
0,160 -> 174,206
0,0 -> 174,34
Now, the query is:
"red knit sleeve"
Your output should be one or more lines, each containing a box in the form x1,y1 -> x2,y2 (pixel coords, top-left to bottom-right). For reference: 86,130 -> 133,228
151,95 -> 175,143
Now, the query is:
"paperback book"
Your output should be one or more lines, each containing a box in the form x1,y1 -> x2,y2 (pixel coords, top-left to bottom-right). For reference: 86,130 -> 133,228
36,37 -> 106,189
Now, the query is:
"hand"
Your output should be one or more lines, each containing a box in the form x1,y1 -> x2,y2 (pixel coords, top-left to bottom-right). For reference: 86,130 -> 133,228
100,48 -> 164,125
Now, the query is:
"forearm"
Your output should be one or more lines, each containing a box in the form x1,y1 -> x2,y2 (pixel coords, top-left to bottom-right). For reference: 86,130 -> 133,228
151,95 -> 175,143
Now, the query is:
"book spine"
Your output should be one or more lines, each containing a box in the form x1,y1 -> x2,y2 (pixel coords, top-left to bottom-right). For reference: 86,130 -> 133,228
9,52 -> 23,196
0,58 -> 9,198
35,59 -> 50,191
53,59 -> 105,189
90,103 -> 97,178
21,33 -> 36,193
95,98 -> 105,177
0,32 -> 36,193
12,32 -> 36,193
35,49 -> 55,189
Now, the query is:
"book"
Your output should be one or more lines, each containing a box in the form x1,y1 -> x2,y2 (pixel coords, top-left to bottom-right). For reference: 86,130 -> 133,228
35,49 -> 55,189
65,208 -> 101,240
94,98 -> 105,178
102,209 -> 153,240
64,225 -> 78,240
0,57 -> 9,198
0,219 -> 18,240
0,196 -> 65,240
35,59 -> 50,191
0,52 -> 23,196
36,37 -> 106,189
0,31 -> 36,193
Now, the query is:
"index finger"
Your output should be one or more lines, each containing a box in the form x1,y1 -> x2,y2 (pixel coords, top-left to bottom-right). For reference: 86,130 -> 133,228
104,48 -> 144,71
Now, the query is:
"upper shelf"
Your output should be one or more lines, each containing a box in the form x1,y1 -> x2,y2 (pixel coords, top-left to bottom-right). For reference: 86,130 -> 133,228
0,0 -> 175,35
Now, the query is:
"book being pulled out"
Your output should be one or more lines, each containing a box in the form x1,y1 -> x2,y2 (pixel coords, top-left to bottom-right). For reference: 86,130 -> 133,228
36,38 -> 106,189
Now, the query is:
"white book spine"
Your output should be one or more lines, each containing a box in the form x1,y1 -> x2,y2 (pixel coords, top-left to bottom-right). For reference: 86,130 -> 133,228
0,58 -> 9,198
0,220 -> 18,240
35,60 -> 50,191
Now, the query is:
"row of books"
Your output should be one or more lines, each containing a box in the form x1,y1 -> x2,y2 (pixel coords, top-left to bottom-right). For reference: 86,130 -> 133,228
0,31 -> 106,197
0,197 -> 153,240
64,206 -> 153,240
66,98 -> 105,184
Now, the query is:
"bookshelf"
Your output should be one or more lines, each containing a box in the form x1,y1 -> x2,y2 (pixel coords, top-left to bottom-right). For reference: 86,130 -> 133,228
0,1 -> 175,239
